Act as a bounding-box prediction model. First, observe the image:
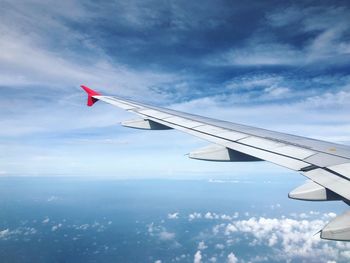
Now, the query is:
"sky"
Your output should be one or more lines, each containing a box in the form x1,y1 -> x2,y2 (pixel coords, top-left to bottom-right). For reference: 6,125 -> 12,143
1,0 -> 350,178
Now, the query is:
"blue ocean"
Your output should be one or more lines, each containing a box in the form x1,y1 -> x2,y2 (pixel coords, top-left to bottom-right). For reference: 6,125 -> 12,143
0,176 -> 348,263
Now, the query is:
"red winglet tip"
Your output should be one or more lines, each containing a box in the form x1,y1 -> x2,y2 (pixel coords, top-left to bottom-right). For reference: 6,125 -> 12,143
81,85 -> 101,96
81,85 -> 101,107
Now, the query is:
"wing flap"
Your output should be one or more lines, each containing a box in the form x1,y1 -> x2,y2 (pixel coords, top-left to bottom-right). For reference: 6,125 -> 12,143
302,168 -> 350,200
328,163 -> 350,179
304,153 -> 350,167
121,118 -> 172,130
321,211 -> 350,241
273,145 -> 316,160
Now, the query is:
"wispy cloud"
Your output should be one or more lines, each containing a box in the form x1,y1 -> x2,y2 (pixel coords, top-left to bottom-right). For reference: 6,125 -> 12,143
208,5 -> 350,67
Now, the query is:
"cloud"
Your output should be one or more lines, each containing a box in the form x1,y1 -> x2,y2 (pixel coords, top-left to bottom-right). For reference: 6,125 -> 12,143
168,212 -> 179,219
197,241 -> 207,250
167,210 -> 350,262
188,212 -> 240,223
76,224 -> 90,230
159,230 -> 175,241
189,212 -> 202,221
0,28 -> 178,101
208,5 -> 350,67
148,223 -> 176,242
204,212 -> 215,219
0,227 -> 37,240
227,252 -> 238,263
193,250 -> 202,263
0,229 -> 10,239
268,233 -> 278,247
220,43 -> 303,67
51,223 -> 62,231
0,0 -> 190,104
265,6 -> 303,27
208,179 -> 241,184
42,218 -> 50,224
47,196 -> 59,202
215,243 -> 225,250
210,213 -> 350,262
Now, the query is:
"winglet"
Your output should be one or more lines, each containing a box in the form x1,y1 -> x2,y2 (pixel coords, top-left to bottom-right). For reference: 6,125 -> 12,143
81,85 -> 101,106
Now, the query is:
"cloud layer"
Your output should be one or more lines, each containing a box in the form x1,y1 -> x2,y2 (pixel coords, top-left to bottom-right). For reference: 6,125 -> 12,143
145,210 -> 350,263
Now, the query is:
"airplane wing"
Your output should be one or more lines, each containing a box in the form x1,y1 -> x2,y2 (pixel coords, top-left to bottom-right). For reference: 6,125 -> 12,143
81,85 -> 350,241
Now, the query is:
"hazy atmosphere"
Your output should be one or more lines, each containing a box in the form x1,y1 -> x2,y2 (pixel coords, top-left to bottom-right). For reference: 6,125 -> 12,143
1,0 -> 350,262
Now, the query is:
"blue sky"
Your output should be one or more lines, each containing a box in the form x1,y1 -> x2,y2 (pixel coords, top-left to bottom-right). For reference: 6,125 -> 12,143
1,0 -> 350,177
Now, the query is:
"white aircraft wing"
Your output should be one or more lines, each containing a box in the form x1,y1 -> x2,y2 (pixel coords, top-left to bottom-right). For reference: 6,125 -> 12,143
82,85 -> 350,241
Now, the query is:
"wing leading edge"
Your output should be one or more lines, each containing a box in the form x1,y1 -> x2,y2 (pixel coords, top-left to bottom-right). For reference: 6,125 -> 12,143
81,85 -> 350,241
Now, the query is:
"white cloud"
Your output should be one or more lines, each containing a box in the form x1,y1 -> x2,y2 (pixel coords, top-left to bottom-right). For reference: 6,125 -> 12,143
0,229 -> 10,239
204,212 -> 214,219
227,252 -> 238,263
268,233 -> 278,247
217,215 -> 350,262
225,224 -> 238,235
197,241 -> 207,250
189,212 -> 202,221
47,196 -> 59,202
264,86 -> 290,98
148,223 -> 177,242
327,213 -> 337,218
208,6 -> 350,67
51,223 -> 62,231
221,214 -> 233,220
182,210 -> 350,262
208,179 -> 240,184
222,43 -> 303,67
265,6 -> 303,27
159,230 -> 175,241
215,243 -> 225,250
168,212 -> 179,219
0,1 -> 179,98
42,218 -> 50,224
193,250 -> 202,263
77,224 -> 90,230
0,227 -> 37,240
304,89 -> 350,109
